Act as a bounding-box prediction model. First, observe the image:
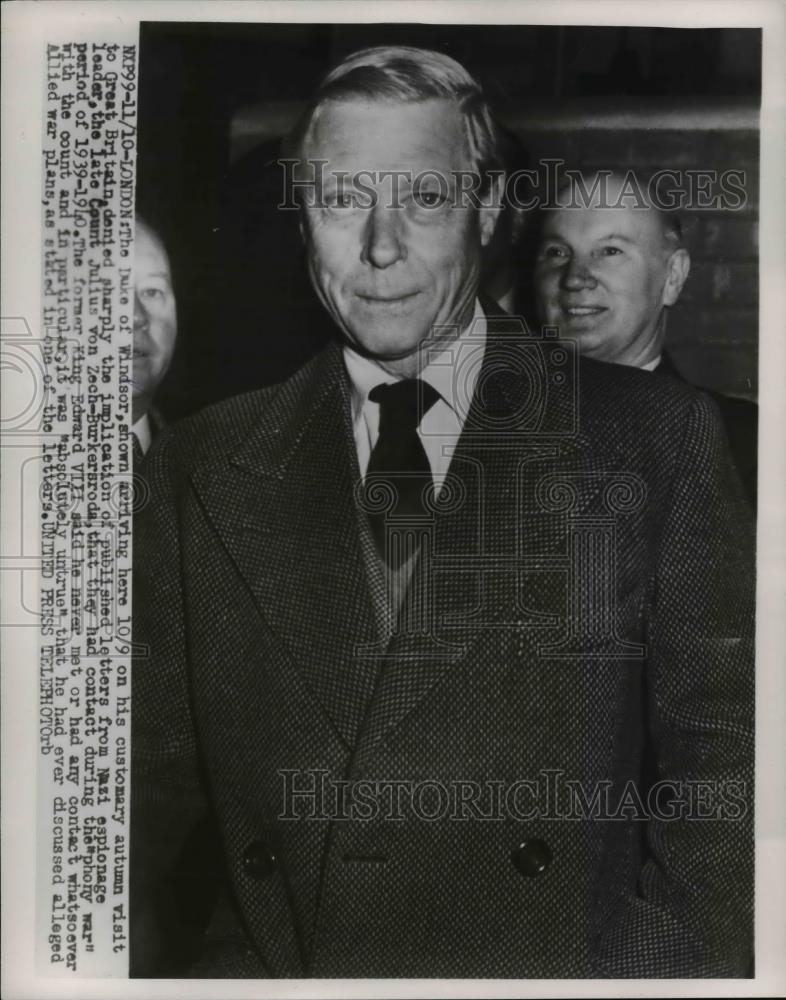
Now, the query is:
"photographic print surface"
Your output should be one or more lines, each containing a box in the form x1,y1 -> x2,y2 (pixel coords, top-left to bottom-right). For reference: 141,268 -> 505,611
2,3 -> 784,998
129,18 -> 759,980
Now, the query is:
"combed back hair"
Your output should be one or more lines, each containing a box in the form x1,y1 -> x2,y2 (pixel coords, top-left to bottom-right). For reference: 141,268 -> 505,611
284,45 -> 504,193
135,212 -> 169,255
657,210 -> 684,248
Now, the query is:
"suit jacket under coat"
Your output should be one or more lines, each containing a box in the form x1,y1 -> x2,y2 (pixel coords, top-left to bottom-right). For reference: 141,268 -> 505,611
131,316 -> 755,979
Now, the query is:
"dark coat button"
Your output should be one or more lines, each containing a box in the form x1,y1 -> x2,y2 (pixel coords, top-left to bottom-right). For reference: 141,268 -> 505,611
511,839 -> 552,877
242,840 -> 277,880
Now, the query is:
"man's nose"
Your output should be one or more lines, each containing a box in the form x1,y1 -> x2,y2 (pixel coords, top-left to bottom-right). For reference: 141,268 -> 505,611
560,255 -> 597,291
361,205 -> 405,268
133,292 -> 149,330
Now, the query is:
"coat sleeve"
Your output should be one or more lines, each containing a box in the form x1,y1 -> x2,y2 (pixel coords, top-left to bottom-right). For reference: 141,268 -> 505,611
595,394 -> 756,978
130,432 -> 213,977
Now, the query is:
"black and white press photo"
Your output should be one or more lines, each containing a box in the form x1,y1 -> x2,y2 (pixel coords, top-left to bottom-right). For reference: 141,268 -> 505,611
2,3 -> 785,998
130,18 -> 759,980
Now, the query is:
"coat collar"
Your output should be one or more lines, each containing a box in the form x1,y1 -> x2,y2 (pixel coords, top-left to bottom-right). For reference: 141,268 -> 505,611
191,342 -> 383,749
228,343 -> 346,479
190,306 -> 580,756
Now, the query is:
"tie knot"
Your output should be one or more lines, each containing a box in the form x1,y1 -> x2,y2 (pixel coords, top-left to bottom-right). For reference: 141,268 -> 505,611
369,378 -> 440,432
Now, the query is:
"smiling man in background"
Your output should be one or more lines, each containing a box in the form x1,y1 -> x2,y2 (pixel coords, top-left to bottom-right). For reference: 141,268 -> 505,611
131,48 -> 754,979
132,214 -> 177,458
534,171 -> 757,504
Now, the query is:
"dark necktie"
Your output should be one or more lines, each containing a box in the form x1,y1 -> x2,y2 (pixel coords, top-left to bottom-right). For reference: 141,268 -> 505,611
365,378 -> 440,567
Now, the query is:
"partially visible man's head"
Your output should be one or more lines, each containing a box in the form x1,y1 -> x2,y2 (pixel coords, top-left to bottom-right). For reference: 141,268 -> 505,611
289,46 -> 504,376
534,171 -> 690,367
133,216 -> 177,422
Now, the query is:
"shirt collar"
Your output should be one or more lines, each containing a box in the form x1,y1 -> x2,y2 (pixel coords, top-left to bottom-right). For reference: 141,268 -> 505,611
641,355 -> 662,372
343,298 -> 487,422
132,412 -> 152,455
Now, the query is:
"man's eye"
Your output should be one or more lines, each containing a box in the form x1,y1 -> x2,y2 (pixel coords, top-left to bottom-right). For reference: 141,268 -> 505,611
540,245 -> 568,259
412,189 -> 447,209
325,191 -> 359,209
601,246 -> 622,256
140,287 -> 164,299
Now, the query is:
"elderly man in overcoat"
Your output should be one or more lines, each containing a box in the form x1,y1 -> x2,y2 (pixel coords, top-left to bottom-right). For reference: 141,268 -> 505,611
131,46 -> 755,979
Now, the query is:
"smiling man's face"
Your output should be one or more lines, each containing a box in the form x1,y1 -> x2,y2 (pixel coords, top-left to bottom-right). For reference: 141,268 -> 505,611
299,97 -> 499,377
133,220 -> 177,422
534,188 -> 688,367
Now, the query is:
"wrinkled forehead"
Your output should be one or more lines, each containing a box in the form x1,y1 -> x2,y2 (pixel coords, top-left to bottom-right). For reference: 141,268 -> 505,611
545,171 -> 675,243
301,96 -> 473,173
541,200 -> 670,248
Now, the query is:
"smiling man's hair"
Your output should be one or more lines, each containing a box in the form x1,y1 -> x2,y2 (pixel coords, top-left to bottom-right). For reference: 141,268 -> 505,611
284,45 -> 504,198
135,213 -> 173,266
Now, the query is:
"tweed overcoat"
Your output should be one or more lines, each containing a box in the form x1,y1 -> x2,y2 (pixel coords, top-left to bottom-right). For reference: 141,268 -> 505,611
657,351 -> 758,507
131,319 -> 754,979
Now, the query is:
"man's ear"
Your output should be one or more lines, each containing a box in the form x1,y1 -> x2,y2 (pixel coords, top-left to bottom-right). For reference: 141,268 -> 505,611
662,248 -> 691,306
479,172 -> 505,247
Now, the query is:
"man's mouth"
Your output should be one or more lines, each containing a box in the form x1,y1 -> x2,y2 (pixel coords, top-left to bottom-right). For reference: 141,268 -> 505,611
356,291 -> 421,304
562,305 -> 606,317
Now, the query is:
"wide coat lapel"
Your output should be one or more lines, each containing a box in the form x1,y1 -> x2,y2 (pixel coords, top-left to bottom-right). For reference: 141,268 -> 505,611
189,344 -> 382,748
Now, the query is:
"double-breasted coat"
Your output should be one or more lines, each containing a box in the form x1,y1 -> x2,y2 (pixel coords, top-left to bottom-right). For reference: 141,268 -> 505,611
131,317 -> 754,978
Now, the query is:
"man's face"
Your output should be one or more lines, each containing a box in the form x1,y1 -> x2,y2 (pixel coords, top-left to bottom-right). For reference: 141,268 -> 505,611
299,98 -> 499,376
133,223 -> 177,420
534,199 -> 688,366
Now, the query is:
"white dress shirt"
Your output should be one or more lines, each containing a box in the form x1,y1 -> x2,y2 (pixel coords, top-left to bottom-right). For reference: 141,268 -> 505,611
343,299 -> 487,493
132,413 -> 153,456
